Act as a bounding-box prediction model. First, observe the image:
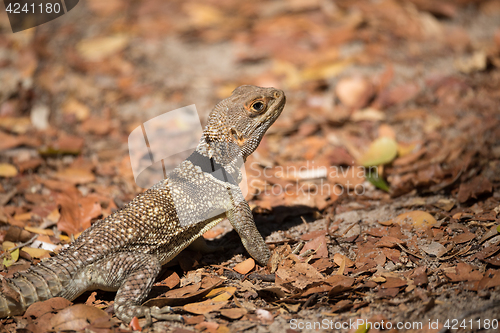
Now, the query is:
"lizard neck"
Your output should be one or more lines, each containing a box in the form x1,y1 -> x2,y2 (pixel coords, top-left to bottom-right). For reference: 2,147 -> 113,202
193,135 -> 244,183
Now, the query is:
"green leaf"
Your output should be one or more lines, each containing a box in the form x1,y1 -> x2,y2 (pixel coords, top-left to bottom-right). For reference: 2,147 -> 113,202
497,225 -> 500,233
366,167 -> 390,192
355,322 -> 370,333
3,248 -> 19,267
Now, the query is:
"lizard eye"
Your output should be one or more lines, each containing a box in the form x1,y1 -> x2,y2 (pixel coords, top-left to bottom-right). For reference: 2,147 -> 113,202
250,101 -> 265,113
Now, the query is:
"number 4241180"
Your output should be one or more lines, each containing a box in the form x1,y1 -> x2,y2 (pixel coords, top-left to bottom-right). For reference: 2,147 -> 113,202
5,2 -> 62,14
444,319 -> 498,330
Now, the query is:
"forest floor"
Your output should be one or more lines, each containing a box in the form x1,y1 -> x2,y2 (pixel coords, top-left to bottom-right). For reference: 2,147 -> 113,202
0,0 -> 500,332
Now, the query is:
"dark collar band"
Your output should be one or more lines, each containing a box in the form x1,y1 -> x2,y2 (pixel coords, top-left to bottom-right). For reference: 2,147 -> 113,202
187,151 -> 237,185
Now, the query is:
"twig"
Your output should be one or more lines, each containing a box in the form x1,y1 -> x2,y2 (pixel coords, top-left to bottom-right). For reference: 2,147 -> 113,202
0,234 -> 38,259
341,220 -> 358,237
300,216 -> 309,232
397,243 -> 424,259
326,215 -> 341,237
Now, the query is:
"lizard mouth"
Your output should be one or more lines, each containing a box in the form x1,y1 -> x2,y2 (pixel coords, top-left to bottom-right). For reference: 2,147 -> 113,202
259,90 -> 286,126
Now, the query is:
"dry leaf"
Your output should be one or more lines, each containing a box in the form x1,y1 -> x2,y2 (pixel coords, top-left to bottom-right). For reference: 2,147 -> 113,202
233,258 -> 255,274
357,137 -> 398,166
62,99 -> 90,121
385,211 -> 438,230
183,300 -> 227,315
54,167 -> 95,184
76,35 -> 129,62
51,304 -> 109,331
3,247 -> 19,267
335,76 -> 374,109
206,287 -> 236,302
56,192 -> 102,236
220,307 -> 247,319
21,247 -> 51,259
445,263 -> 483,282
300,235 -> 329,258
454,51 -> 487,73
0,163 -> 18,177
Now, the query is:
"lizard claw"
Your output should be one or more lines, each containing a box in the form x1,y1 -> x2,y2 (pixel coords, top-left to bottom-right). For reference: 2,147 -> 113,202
150,306 -> 184,322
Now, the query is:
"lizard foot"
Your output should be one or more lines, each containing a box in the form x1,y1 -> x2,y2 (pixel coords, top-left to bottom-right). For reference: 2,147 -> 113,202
148,306 -> 183,323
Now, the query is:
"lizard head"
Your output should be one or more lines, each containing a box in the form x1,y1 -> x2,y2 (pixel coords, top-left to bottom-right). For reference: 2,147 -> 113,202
204,85 -> 286,161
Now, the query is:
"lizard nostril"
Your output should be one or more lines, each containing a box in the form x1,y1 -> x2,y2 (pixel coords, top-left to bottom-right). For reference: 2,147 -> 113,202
273,91 -> 281,99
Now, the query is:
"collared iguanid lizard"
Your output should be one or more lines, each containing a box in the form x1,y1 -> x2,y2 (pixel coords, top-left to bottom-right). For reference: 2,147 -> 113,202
0,85 -> 286,324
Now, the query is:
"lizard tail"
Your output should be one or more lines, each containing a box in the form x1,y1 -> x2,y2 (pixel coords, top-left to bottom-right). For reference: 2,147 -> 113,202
0,264 -> 65,317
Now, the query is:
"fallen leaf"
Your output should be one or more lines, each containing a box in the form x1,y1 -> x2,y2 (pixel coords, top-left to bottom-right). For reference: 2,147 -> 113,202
195,321 -> 219,332
353,319 -> 370,333
184,3 -> 224,28
54,167 -> 95,184
330,299 -> 353,313
357,137 -> 398,166
433,198 -> 455,211
351,108 -> 386,122
51,304 -> 109,331
76,35 -> 129,62
40,133 -> 84,156
276,263 -> 324,290
450,232 -> 475,244
206,287 -> 237,301
335,76 -> 374,109
445,263 -> 483,282
56,192 -> 102,236
21,247 -> 51,259
454,51 -> 487,73
0,163 -> 18,177
0,131 -> 23,150
144,277 -> 223,308
156,271 -> 180,289
300,234 -> 329,258
0,117 -> 32,134
333,253 -> 354,267
381,277 -> 407,288
220,308 -> 247,319
183,300 -> 227,315
24,297 -> 72,318
387,211 -> 439,230
375,236 -> 404,248
378,124 -> 396,139
24,226 -> 54,236
420,242 -> 447,257
233,258 -> 255,275
62,98 -> 90,122
2,242 -> 19,267
457,176 -> 493,203
301,59 -> 352,82
377,287 -> 400,298
129,317 -> 141,331
366,168 -> 390,192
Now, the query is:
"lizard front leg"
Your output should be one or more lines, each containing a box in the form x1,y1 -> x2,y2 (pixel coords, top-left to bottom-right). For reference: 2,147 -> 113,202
226,200 -> 271,266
